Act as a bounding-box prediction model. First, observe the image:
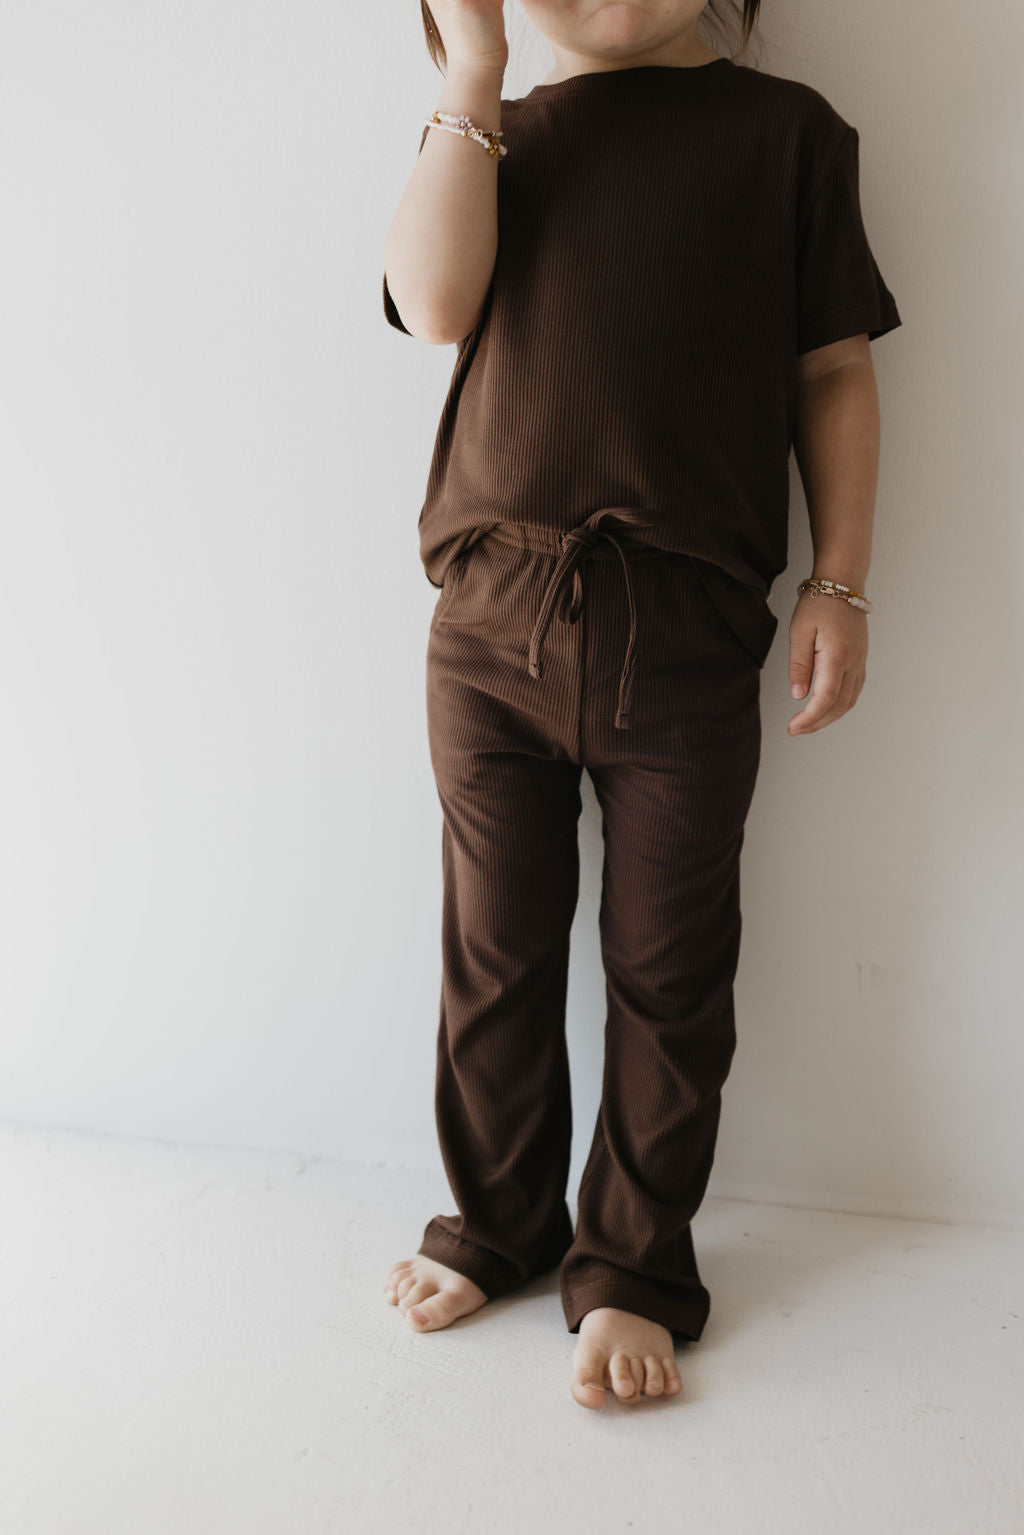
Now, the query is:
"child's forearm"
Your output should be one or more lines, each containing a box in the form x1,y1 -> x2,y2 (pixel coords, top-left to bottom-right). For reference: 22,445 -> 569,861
792,351 -> 881,593
384,64 -> 505,345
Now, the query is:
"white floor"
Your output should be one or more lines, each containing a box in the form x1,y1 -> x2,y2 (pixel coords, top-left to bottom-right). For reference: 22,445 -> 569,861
1,1121 -> 1021,1535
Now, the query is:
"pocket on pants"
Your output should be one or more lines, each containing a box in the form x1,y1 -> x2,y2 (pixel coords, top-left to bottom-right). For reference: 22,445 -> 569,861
685,557 -> 778,669
433,539 -> 487,625
433,548 -> 471,621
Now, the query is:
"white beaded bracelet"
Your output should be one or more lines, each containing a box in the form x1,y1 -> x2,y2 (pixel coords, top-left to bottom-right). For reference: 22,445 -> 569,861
424,109 -> 508,159
797,577 -> 874,613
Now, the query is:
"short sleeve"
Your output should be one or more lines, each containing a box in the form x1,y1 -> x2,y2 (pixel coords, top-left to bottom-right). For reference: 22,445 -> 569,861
796,125 -> 902,355
383,125 -> 430,336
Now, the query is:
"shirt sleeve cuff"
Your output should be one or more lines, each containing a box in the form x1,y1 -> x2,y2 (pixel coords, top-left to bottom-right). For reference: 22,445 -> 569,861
797,291 -> 902,355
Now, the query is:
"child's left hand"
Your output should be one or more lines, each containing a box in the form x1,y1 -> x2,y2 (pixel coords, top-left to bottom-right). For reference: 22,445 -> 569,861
787,591 -> 868,735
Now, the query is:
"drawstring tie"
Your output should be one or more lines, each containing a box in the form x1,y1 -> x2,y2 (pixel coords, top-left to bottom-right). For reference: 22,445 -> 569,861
527,507 -> 662,731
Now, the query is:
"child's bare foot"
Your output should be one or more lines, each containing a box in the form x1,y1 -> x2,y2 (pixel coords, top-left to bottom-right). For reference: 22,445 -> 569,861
383,1254 -> 488,1331
570,1306 -> 684,1409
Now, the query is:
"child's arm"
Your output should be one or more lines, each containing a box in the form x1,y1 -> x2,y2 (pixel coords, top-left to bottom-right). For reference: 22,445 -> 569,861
788,331 -> 879,736
384,4 -> 508,345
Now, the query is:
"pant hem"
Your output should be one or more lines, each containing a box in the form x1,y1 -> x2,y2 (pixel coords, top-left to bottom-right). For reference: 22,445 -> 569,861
418,1207 -> 574,1301
562,1276 -> 710,1343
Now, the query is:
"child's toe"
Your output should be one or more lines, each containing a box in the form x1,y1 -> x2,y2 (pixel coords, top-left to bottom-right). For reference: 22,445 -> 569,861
662,1356 -> 683,1393
642,1355 -> 665,1396
609,1351 -> 641,1401
571,1347 -> 609,1409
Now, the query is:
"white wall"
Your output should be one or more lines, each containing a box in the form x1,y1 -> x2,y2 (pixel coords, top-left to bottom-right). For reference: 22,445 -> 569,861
1,1 -> 1021,1225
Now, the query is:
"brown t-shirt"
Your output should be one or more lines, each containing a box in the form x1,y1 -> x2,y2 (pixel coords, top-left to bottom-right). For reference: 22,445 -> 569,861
382,59 -> 901,656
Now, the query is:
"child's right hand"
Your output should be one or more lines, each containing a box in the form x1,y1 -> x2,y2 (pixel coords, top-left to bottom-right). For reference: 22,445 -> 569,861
425,0 -> 509,77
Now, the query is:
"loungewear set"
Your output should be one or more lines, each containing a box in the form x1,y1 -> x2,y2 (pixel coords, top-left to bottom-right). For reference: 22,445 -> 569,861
382,57 -> 901,1340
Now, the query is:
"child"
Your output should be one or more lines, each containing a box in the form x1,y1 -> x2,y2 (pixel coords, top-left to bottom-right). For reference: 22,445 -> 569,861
380,0 -> 901,1411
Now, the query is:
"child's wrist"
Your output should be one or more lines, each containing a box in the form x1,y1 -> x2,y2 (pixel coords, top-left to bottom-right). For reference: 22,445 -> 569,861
810,564 -> 870,590
443,59 -> 508,89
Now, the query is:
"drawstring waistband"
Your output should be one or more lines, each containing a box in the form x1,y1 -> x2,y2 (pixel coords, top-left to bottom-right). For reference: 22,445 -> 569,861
526,507 -> 664,731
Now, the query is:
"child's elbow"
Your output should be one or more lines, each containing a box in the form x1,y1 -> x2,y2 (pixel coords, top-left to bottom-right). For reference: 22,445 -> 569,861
389,279 -> 482,346
415,317 -> 474,346
408,308 -> 481,347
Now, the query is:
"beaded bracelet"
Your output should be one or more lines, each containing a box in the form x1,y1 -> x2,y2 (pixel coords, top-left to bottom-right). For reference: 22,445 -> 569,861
424,109 -> 508,159
798,577 -> 873,614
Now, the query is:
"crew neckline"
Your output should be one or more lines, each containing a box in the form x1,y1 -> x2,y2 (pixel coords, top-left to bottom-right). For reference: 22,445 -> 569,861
525,59 -> 733,99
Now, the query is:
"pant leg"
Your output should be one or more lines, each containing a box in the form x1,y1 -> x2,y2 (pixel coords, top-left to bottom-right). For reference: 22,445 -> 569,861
560,551 -> 765,1341
418,534 -> 585,1297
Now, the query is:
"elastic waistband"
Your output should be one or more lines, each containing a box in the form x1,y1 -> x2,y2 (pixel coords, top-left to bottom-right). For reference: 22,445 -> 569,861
485,521 -> 670,559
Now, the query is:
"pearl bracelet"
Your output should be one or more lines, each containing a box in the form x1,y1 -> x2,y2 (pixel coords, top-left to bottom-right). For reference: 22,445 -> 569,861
797,577 -> 873,613
424,110 -> 508,159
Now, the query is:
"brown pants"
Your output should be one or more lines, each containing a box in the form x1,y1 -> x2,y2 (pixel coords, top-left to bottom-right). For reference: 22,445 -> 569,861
418,510 -> 771,1342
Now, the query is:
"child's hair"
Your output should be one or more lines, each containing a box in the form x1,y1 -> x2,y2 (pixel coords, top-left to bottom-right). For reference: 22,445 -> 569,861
419,2 -> 764,74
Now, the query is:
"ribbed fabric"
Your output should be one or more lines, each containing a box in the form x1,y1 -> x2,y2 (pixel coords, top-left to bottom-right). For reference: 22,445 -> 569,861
382,60 -> 902,1341
383,58 -> 902,610
419,527 -> 763,1339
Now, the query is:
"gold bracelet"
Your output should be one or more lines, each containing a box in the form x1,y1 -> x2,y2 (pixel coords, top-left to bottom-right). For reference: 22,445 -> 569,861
424,111 -> 508,159
797,577 -> 873,614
